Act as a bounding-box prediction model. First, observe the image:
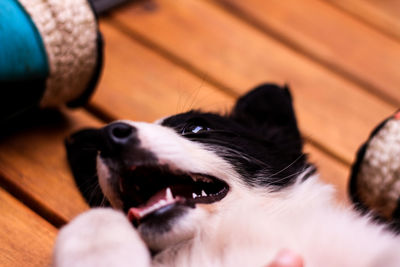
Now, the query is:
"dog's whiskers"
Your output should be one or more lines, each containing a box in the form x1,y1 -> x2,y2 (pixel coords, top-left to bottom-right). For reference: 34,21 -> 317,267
78,174 -> 106,206
217,147 -> 270,168
99,194 -> 108,207
267,166 -> 309,185
268,154 -> 305,178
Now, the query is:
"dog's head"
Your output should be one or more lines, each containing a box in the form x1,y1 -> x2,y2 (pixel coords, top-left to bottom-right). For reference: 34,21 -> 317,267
66,84 -> 314,251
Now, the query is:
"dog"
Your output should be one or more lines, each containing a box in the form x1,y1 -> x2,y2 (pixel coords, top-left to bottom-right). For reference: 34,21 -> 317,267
53,84 -> 400,267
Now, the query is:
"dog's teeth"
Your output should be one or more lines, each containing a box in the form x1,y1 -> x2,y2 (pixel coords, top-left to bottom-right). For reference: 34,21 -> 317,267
201,190 -> 207,197
166,187 -> 174,201
191,174 -> 212,183
192,193 -> 197,199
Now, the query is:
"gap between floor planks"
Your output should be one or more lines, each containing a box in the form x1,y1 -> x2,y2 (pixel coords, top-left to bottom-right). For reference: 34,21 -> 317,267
213,0 -> 400,107
0,187 -> 57,267
326,0 -> 400,42
90,20 -> 350,202
105,1 -> 398,166
0,15 -> 352,231
0,109 -> 102,227
3,0 -> 395,232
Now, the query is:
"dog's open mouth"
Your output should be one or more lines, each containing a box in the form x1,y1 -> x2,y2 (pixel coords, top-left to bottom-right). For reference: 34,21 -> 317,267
119,165 -> 229,225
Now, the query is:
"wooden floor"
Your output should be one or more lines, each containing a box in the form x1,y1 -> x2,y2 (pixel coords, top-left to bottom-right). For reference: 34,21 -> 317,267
1,0 -> 400,265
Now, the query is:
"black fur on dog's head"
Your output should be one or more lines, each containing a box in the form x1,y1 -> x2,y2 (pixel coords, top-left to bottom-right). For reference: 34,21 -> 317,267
161,84 -> 308,187
66,83 -> 314,250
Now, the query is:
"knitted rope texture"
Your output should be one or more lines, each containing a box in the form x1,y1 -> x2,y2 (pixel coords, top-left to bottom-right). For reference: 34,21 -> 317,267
357,117 -> 400,219
19,0 -> 98,107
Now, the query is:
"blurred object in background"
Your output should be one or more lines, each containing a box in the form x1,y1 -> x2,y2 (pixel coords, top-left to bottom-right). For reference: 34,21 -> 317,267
0,0 -> 103,124
90,0 -> 133,15
0,0 -> 132,125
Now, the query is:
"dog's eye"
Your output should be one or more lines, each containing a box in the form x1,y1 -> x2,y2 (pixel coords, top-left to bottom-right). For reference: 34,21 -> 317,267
182,124 -> 211,135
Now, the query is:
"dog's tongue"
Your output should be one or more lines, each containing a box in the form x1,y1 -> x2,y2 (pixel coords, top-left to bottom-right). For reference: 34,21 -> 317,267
128,187 -> 175,222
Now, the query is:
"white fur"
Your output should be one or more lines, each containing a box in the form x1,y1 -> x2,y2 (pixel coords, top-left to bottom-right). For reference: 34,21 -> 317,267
97,158 -> 123,209
54,121 -> 400,267
53,208 -> 150,267
161,177 -> 400,267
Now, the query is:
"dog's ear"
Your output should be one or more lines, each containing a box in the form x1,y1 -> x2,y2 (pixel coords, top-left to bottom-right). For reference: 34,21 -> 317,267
65,128 -> 108,207
231,83 -> 303,152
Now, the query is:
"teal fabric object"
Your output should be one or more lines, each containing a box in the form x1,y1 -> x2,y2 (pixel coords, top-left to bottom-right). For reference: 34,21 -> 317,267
0,0 -> 48,81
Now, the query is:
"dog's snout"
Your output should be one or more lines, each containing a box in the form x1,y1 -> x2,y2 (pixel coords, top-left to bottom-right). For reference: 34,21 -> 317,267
100,123 -> 139,157
108,122 -> 135,144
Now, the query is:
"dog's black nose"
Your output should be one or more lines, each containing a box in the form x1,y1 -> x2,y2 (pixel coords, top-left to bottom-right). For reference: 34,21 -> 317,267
106,122 -> 136,146
101,122 -> 138,157
108,122 -> 135,144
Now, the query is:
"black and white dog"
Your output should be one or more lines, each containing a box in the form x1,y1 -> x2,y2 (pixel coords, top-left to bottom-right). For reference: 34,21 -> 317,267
54,84 -> 400,267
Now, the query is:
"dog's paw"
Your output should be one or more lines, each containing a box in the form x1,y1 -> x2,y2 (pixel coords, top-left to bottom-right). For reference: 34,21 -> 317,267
53,208 -> 151,267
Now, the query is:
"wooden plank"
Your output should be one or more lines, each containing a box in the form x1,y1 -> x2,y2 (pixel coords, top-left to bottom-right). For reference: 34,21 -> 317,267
91,22 -> 350,201
92,21 -> 235,122
368,0 -> 400,17
0,187 -> 57,267
328,0 -> 400,41
305,144 -> 349,203
216,0 -> 400,106
109,0 -> 396,165
0,109 -> 102,225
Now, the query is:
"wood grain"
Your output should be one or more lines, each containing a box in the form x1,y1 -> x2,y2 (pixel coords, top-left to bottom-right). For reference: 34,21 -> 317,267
92,21 -> 235,122
91,21 -> 349,201
0,187 -> 57,267
216,0 -> 400,106
1,1 -> 396,263
109,0 -> 396,165
305,144 -> 349,203
328,0 -> 400,41
0,109 -> 102,225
